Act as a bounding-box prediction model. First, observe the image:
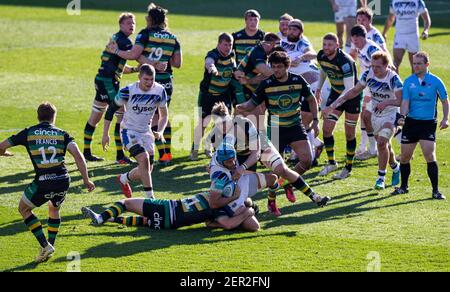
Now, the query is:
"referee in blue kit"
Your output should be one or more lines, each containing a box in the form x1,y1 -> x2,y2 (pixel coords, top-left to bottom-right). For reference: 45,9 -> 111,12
393,52 -> 449,199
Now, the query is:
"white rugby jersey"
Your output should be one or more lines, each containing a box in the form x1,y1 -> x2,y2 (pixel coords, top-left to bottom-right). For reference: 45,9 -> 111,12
367,27 -> 386,48
277,31 -> 287,42
390,0 -> 427,35
115,81 -> 168,133
281,36 -> 316,75
355,39 -> 381,73
359,69 -> 403,117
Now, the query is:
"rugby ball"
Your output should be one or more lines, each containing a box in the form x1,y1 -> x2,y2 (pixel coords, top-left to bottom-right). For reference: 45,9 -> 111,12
222,180 -> 236,198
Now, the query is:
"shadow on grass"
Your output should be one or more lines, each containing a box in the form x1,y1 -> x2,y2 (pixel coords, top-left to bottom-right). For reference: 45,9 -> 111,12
2,261 -> 39,272
0,156 -> 211,198
0,204 -> 106,237
261,195 -> 432,229
50,228 -> 297,261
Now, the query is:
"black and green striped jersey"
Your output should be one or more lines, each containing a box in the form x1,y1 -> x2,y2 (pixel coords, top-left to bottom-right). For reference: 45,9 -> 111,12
317,48 -> 358,94
7,122 -> 74,178
252,73 -> 314,128
237,44 -> 268,93
135,27 -> 181,83
200,48 -> 236,95
144,193 -> 221,230
98,31 -> 133,81
232,29 -> 265,64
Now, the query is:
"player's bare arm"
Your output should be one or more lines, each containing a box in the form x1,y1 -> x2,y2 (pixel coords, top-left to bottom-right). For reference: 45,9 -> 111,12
215,206 -> 255,230
106,40 -> 144,60
323,83 -> 365,116
208,188 -> 240,209
170,51 -> 182,68
383,13 -> 396,40
235,100 -> 257,115
420,10 -> 431,40
0,140 -> 14,156
154,106 -> 169,142
440,99 -> 449,130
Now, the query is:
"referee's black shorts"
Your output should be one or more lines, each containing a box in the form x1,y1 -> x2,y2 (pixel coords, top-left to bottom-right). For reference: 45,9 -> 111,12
401,117 -> 437,144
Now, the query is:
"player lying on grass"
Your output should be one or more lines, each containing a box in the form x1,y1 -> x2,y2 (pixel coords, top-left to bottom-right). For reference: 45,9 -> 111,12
82,143 -> 281,232
208,102 -> 331,217
82,162 -> 273,232
0,103 -> 95,263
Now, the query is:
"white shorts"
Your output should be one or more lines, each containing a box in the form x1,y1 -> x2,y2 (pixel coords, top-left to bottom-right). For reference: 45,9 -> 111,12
320,81 -> 332,109
364,100 -> 373,113
121,128 -> 154,156
394,33 -> 420,53
335,6 -> 356,23
372,112 -> 397,137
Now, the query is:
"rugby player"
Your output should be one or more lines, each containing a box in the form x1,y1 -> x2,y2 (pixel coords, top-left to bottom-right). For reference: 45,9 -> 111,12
278,13 -> 294,41
280,19 -> 326,165
107,3 -> 182,166
393,52 -> 448,200
0,103 -> 95,263
317,33 -> 362,180
82,143 -> 267,232
349,25 -> 382,160
211,103 -> 330,216
114,64 -> 168,199
237,51 -> 319,177
81,192 -> 258,232
353,7 -> 391,158
324,51 -> 402,189
234,33 -> 280,131
383,0 -> 431,73
328,0 -> 367,53
190,33 -> 236,161
230,10 -> 265,106
83,13 -> 138,163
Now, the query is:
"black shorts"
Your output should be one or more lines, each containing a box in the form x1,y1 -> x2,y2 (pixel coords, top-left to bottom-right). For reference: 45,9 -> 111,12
22,176 -> 70,208
326,89 -> 362,114
94,76 -> 119,103
142,198 -> 171,230
198,91 -> 232,119
156,77 -> 174,98
401,118 -> 437,144
269,124 -> 308,153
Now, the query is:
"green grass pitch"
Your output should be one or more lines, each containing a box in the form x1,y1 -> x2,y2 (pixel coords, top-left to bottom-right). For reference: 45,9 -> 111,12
0,1 -> 449,272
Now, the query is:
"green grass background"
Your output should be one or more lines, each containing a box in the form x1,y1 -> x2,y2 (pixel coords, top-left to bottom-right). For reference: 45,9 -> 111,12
0,1 -> 449,272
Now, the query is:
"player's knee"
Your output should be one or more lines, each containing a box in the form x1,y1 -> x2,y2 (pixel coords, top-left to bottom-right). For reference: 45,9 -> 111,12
246,220 -> 260,232
18,202 -> 32,217
363,112 -> 371,124
323,127 -> 333,137
424,152 -> 436,163
377,139 -> 388,149
266,174 -> 278,187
